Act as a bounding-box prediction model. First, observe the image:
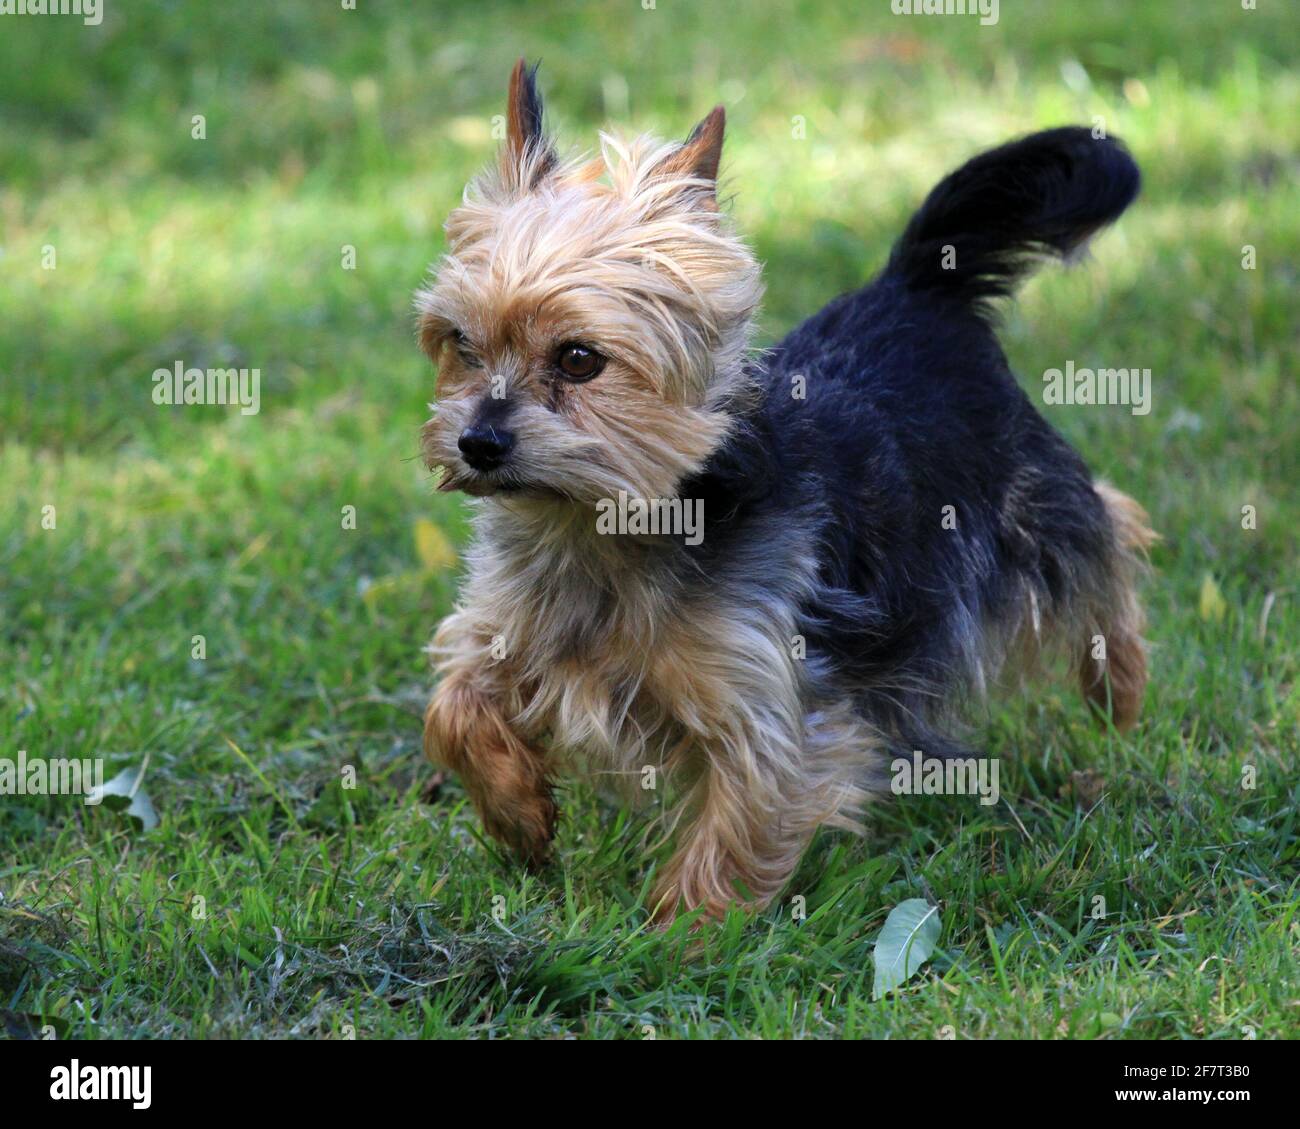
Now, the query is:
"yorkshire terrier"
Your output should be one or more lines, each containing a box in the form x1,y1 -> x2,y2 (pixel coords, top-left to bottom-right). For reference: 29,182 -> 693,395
417,60 -> 1154,920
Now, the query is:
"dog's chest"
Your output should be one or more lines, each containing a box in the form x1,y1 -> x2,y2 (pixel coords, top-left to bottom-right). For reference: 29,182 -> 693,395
488,557 -> 691,773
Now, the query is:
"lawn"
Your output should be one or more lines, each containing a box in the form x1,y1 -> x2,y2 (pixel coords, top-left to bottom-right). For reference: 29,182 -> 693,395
1,0 -> 1297,1039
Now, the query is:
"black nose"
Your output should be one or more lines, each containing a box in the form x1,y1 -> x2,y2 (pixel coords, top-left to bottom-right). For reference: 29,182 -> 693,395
457,424 -> 514,471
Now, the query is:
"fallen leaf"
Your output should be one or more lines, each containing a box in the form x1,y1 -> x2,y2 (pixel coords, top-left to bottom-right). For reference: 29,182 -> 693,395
1198,573 -> 1227,622
414,518 -> 457,572
86,762 -> 159,831
872,898 -> 941,1000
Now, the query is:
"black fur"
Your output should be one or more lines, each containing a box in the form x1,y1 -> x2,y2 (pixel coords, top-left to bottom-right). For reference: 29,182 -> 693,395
684,128 -> 1141,764
887,127 -> 1140,315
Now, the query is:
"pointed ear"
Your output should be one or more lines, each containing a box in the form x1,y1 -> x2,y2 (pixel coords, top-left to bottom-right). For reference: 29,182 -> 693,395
502,57 -> 556,189
657,105 -> 726,194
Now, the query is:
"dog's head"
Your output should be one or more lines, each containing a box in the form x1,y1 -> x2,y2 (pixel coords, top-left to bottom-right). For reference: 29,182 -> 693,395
417,59 -> 762,503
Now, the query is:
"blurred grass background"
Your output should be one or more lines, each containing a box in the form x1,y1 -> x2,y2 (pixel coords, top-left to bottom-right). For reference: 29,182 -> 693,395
0,0 -> 1296,1038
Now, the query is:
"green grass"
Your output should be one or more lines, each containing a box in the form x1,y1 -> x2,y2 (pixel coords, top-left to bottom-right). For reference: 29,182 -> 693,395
2,0 -> 1297,1039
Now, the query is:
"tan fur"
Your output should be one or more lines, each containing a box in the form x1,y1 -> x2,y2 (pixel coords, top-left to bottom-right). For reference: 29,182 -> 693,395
423,508 -> 875,918
1079,482 -> 1158,730
416,70 -> 788,918
423,666 -> 555,866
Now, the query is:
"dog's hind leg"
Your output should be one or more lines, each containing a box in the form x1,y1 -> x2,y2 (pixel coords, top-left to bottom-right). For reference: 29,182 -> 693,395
1078,483 -> 1157,731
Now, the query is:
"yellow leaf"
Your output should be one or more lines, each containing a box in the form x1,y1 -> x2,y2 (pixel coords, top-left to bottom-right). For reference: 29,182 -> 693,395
1198,573 -> 1227,622
414,518 -> 457,571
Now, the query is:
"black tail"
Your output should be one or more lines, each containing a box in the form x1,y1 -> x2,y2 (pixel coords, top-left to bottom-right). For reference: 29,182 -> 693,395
886,127 -> 1140,315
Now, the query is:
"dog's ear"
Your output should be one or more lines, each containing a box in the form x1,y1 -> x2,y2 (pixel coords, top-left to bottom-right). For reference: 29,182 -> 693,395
656,105 -> 725,202
501,57 -> 557,191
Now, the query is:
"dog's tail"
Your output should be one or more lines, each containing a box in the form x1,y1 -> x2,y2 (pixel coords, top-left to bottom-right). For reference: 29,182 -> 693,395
885,127 -> 1139,316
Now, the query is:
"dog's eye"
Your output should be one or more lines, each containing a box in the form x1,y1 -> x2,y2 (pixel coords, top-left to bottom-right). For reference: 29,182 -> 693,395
555,342 -> 605,383
450,329 -> 482,368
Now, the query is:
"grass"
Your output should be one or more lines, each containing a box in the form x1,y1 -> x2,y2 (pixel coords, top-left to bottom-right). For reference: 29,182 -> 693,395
1,0 -> 1297,1039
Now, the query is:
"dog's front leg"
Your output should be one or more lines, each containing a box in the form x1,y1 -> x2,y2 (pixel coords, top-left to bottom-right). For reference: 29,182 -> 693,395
647,658 -> 832,922
644,617 -> 824,922
423,616 -> 555,866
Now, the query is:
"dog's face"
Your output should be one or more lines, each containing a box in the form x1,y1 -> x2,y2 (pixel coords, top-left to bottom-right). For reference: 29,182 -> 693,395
417,60 -> 762,504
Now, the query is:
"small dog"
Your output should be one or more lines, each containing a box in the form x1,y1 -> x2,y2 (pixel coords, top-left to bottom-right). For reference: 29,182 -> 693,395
417,60 -> 1154,920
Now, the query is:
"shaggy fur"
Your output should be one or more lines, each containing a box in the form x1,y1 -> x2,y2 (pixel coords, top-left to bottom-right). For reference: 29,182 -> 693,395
417,59 -> 1154,920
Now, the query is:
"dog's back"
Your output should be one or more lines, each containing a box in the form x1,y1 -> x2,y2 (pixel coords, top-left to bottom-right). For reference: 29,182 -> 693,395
695,129 -> 1148,757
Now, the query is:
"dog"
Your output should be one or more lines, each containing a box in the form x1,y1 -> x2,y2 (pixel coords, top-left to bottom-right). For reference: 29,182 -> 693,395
417,59 -> 1154,920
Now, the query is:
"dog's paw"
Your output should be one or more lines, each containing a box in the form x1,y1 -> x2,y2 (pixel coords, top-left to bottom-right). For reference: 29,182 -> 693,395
482,785 -> 557,871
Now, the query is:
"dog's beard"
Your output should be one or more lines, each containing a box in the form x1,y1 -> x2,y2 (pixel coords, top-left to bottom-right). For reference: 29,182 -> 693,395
435,463 -> 537,498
